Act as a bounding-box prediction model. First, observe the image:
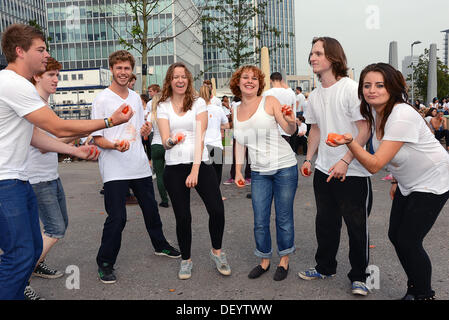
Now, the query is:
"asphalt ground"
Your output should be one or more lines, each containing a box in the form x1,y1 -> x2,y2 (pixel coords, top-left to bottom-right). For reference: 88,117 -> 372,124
21,155 -> 448,304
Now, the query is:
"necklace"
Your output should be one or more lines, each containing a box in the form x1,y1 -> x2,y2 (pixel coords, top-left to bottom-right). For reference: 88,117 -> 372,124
40,95 -> 49,105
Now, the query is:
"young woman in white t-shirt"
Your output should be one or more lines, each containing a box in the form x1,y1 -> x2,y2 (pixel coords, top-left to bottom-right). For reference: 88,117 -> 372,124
230,65 -> 298,281
157,62 -> 231,280
328,63 -> 449,300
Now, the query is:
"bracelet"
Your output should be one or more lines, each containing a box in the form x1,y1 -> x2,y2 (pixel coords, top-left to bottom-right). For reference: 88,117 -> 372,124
340,158 -> 350,166
104,118 -> 109,128
165,137 -> 175,148
107,117 -> 114,128
303,159 -> 311,164
345,137 -> 354,145
391,181 -> 398,185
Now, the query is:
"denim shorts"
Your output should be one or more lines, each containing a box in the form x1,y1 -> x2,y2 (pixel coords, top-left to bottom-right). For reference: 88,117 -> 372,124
31,178 -> 68,239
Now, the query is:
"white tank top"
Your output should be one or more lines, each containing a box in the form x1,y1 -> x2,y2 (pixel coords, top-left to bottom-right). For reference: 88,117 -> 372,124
233,96 -> 297,172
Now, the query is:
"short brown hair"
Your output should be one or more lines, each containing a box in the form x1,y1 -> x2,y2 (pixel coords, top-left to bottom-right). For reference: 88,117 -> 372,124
148,84 -> 161,92
203,79 -> 212,86
1,24 -> 46,63
129,73 -> 137,82
309,37 -> 348,79
31,56 -> 62,85
229,65 -> 265,98
109,50 -> 135,69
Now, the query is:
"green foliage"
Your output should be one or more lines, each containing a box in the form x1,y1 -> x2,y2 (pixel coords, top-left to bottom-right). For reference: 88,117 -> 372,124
407,48 -> 449,101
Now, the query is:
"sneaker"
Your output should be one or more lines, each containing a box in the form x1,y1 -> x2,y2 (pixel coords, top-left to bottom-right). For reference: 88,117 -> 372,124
24,285 -> 44,300
178,260 -> 193,280
223,178 -> 234,185
245,178 -> 251,185
352,281 -> 371,296
298,268 -> 335,280
98,263 -> 116,284
33,261 -> 64,279
155,245 -> 181,258
209,250 -> 231,276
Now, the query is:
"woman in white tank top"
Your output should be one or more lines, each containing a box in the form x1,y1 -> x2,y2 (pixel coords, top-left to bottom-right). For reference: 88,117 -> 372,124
230,65 -> 298,281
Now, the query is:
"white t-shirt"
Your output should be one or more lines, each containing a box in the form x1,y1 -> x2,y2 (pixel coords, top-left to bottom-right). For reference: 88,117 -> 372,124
26,125 -> 59,184
157,97 -> 209,165
0,70 -> 46,181
372,103 -> 449,196
211,96 -> 221,107
296,93 -> 306,113
298,122 -> 307,135
205,104 -> 228,149
305,77 -> 371,177
263,87 -> 297,136
91,88 -> 152,183
146,104 -> 162,145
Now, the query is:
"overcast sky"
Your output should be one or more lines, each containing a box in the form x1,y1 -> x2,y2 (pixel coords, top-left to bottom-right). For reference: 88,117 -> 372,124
294,0 -> 449,80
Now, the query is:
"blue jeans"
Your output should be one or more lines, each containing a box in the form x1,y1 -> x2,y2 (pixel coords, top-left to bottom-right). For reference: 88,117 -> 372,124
0,180 -> 43,300
251,165 -> 298,258
31,178 -> 68,239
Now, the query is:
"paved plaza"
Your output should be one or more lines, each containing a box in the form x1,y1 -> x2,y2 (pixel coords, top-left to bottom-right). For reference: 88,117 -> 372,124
28,157 -> 449,301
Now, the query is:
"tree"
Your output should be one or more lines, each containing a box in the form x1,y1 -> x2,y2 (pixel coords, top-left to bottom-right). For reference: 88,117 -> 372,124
407,48 -> 449,102
105,0 -> 205,93
200,0 -> 293,74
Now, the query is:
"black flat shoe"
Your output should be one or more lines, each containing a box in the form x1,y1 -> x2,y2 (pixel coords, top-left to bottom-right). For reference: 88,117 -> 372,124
248,264 -> 270,279
273,265 -> 289,281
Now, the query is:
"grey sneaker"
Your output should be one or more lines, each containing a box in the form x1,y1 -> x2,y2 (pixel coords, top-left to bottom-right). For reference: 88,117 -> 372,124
178,260 -> 193,280
209,250 -> 231,276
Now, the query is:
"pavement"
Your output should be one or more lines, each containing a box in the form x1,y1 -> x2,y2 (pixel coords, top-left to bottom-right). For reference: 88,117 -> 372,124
28,156 -> 449,301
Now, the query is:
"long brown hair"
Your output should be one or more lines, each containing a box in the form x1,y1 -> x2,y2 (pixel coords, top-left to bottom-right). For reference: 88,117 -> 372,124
309,37 -> 348,80
159,62 -> 196,112
359,63 -> 412,138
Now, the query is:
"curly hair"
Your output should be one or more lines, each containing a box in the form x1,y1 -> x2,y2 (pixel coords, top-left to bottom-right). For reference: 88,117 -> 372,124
109,50 -> 135,69
229,65 -> 265,98
159,62 -> 196,112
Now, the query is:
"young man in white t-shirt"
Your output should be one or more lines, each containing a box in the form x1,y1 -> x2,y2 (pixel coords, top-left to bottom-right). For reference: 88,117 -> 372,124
91,50 -> 180,284
0,24 -> 132,300
295,86 -> 306,116
298,37 -> 373,296
263,72 -> 297,145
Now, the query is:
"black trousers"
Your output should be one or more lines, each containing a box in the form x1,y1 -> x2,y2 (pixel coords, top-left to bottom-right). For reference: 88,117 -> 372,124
97,177 -> 169,267
163,162 -> 225,260
388,188 -> 449,298
206,145 -> 223,185
313,169 -> 373,282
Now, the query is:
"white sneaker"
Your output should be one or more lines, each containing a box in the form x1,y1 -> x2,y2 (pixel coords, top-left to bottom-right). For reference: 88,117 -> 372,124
178,260 -> 193,280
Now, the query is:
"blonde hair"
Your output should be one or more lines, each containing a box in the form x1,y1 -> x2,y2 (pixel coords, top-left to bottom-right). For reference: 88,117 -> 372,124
151,93 -> 162,122
198,85 -> 211,105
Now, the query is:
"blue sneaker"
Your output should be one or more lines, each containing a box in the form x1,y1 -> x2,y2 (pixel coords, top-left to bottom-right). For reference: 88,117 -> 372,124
352,281 -> 371,296
298,268 -> 334,280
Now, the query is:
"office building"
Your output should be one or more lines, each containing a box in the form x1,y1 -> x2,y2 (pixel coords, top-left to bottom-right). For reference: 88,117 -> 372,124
0,0 -> 48,68
46,0 -> 203,90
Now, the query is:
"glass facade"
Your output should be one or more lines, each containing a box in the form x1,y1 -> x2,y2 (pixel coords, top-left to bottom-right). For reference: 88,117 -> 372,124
258,0 -> 296,76
0,0 -> 48,67
46,0 -> 202,87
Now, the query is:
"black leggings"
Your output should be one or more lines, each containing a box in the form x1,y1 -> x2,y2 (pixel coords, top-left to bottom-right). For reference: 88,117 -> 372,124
163,162 -> 225,260
388,188 -> 449,298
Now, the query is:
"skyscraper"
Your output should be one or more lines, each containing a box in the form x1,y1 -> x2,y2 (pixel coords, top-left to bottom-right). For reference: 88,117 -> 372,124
0,0 -> 48,68
46,0 -> 203,88
257,0 -> 296,76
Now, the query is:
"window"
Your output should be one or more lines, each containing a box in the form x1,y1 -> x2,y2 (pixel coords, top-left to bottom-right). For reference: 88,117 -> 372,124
78,74 -> 84,80
71,74 -> 77,80
63,74 -> 68,81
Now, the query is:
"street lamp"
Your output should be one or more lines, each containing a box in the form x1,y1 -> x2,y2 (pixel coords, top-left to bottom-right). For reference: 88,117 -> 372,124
411,41 -> 421,105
